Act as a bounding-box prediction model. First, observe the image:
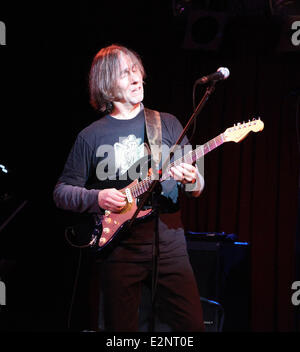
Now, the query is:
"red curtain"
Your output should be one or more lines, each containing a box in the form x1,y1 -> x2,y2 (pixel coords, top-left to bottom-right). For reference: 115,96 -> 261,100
175,48 -> 300,332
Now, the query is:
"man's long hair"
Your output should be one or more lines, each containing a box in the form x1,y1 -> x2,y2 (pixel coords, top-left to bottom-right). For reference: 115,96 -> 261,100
89,44 -> 145,114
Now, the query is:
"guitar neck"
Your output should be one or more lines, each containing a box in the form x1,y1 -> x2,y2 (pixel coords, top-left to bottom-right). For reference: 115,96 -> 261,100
129,133 -> 225,198
160,132 -> 225,182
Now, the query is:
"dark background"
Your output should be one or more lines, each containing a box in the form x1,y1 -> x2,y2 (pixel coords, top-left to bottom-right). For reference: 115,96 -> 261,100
0,0 -> 299,332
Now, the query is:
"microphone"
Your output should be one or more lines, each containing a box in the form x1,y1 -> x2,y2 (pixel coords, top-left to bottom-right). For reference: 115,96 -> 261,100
196,67 -> 230,85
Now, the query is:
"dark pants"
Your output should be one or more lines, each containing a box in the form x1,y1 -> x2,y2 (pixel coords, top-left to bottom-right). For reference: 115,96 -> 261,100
100,255 -> 205,332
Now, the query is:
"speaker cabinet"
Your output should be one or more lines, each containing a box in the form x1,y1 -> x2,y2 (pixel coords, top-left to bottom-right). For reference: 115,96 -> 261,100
185,232 -> 251,331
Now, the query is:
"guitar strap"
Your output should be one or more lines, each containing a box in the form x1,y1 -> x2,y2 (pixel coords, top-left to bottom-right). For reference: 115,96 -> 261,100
144,107 -> 162,174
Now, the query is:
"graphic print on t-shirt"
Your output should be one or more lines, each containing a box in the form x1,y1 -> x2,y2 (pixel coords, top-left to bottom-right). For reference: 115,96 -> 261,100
114,134 -> 145,178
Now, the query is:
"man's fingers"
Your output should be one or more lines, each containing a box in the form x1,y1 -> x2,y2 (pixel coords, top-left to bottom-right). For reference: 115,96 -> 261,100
109,197 -> 127,207
170,166 -> 184,180
170,163 -> 197,184
180,163 -> 195,171
98,188 -> 127,212
111,188 -> 126,199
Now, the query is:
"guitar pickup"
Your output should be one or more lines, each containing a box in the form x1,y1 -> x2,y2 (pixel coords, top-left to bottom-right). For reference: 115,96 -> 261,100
125,188 -> 133,203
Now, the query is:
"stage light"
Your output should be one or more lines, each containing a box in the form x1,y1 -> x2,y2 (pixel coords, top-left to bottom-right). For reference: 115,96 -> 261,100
0,164 -> 8,174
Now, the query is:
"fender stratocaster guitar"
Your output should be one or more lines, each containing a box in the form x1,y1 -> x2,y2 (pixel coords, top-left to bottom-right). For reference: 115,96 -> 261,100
66,118 -> 264,256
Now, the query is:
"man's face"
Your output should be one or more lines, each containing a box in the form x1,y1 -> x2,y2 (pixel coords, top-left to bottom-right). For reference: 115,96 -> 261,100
114,52 -> 144,106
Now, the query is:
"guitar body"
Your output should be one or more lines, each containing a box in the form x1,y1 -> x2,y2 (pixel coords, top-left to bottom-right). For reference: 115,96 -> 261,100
65,179 -> 153,256
96,179 -> 153,252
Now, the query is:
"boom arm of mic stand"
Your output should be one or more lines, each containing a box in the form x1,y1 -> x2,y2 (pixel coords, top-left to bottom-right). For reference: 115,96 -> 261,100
171,81 -> 216,150
128,81 -> 217,228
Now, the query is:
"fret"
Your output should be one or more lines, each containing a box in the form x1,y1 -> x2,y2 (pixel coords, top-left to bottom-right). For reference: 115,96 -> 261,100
183,152 -> 193,164
143,181 -> 148,193
135,186 -> 141,197
208,140 -> 215,150
138,178 -> 151,195
215,134 -> 224,146
195,146 -> 204,160
140,181 -> 145,194
133,187 -> 139,198
202,134 -> 224,155
133,183 -> 141,197
204,143 -> 210,154
207,141 -> 214,151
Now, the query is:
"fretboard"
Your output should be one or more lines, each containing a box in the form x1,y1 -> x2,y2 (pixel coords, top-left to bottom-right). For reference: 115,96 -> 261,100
129,133 -> 225,198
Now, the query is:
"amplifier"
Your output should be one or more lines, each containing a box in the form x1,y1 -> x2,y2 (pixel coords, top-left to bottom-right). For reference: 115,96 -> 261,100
185,232 -> 251,331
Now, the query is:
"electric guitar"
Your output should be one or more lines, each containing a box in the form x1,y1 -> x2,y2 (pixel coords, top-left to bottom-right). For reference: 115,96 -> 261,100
65,118 -> 264,256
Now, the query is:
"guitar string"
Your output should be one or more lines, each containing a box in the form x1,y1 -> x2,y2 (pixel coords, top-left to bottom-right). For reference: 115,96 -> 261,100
123,120 -> 262,198
126,133 -> 225,198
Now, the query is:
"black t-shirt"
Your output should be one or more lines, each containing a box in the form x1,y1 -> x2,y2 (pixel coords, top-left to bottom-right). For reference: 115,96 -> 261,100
54,105 -> 190,261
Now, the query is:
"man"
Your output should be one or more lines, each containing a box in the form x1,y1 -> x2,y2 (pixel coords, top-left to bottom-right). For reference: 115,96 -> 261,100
53,44 -> 205,332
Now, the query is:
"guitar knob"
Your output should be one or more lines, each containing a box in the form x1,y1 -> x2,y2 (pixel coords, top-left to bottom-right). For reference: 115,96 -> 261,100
105,210 -> 111,216
103,227 -> 110,234
105,217 -> 112,224
99,237 -> 107,245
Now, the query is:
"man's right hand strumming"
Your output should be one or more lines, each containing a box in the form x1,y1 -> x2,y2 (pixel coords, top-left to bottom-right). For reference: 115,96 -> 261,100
98,188 -> 127,213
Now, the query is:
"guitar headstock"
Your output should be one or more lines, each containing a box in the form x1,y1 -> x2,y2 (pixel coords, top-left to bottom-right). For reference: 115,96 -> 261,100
223,118 -> 264,143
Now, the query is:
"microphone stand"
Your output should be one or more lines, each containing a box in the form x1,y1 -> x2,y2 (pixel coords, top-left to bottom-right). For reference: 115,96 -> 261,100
149,181 -> 161,332
129,81 -> 217,332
